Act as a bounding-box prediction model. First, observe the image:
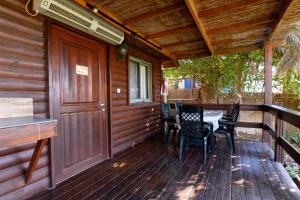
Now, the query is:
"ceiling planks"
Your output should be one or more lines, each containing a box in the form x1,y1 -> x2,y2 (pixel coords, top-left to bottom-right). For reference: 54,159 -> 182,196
215,43 -> 262,55
206,15 -> 275,35
198,0 -> 265,18
73,0 -> 178,66
146,25 -> 195,39
269,0 -> 296,40
184,0 -> 214,54
75,0 -> 297,62
123,2 -> 185,25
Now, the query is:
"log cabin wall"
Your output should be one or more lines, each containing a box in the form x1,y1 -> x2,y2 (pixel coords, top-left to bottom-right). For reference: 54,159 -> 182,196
0,0 -> 49,199
0,0 -> 162,199
109,46 -> 162,155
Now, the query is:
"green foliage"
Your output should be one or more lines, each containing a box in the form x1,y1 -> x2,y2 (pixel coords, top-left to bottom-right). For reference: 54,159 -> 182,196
164,50 -> 270,101
275,26 -> 300,107
284,130 -> 300,149
286,165 -> 299,179
277,26 -> 300,74
164,27 -> 300,104
279,71 -> 300,108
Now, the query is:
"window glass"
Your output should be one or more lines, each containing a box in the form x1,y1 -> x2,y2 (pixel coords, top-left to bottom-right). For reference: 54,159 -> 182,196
129,61 -> 140,99
129,56 -> 152,103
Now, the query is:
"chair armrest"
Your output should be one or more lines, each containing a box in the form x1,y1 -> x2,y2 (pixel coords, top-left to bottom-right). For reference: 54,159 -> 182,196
221,116 -> 232,120
219,120 -> 237,126
203,122 -> 213,134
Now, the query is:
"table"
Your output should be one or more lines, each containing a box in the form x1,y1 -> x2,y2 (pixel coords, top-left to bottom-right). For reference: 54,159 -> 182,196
0,117 -> 57,183
203,110 -> 223,131
174,110 -> 223,132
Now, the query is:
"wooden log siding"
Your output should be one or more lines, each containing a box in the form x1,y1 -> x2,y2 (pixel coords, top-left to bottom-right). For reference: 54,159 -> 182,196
0,1 -> 49,199
0,1 -> 162,198
109,46 -> 162,155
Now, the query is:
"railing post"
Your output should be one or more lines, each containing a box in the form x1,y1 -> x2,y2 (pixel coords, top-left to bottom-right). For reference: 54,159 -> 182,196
274,117 -> 284,162
263,41 -> 272,146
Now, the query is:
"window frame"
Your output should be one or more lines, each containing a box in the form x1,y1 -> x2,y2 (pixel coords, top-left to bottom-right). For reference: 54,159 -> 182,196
128,55 -> 153,104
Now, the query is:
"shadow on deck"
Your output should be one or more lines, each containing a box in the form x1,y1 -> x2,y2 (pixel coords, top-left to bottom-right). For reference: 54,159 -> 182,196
29,135 -> 300,200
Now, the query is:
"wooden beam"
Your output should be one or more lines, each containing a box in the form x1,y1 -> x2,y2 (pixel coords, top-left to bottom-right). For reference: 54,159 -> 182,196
269,0 -> 296,40
184,0 -> 214,54
171,48 -> 208,55
123,2 -> 185,25
175,52 -> 210,59
206,15 -> 274,35
278,137 -> 300,165
73,0 -> 178,66
161,39 -> 203,49
215,43 -> 262,55
146,25 -> 195,39
263,41 -> 272,146
198,0 -> 265,18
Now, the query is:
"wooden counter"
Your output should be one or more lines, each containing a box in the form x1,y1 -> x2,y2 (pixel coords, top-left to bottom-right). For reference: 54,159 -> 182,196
0,117 -> 57,183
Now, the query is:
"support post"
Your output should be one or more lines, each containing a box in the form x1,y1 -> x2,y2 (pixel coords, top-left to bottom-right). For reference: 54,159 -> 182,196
274,118 -> 284,162
263,41 -> 272,146
25,139 -> 47,183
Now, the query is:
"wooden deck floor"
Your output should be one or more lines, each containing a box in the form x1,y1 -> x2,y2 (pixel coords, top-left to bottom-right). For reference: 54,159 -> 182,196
29,135 -> 300,200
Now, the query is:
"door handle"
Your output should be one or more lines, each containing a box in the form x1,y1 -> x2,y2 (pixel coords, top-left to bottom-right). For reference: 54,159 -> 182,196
100,104 -> 105,112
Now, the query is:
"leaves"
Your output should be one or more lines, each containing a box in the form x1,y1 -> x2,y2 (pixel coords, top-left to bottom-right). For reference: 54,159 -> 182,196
164,50 -> 266,100
276,26 -> 300,74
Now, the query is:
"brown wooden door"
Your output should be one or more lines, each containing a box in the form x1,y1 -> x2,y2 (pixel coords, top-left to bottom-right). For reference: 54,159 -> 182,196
49,25 -> 108,184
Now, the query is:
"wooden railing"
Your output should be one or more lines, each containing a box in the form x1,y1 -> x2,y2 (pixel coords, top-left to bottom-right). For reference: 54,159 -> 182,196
263,105 -> 300,165
177,103 -> 300,165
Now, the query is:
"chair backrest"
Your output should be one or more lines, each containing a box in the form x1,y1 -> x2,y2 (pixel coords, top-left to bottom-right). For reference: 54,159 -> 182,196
232,103 -> 240,122
178,104 -> 205,138
175,101 -> 183,115
228,103 -> 240,131
161,103 -> 171,119
230,103 -> 236,116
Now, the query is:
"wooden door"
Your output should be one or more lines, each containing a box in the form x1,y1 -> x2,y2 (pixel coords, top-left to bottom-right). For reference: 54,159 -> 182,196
49,24 -> 108,184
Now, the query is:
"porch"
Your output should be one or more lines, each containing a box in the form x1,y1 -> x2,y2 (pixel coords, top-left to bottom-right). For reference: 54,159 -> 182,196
1,0 -> 300,199
29,135 -> 299,200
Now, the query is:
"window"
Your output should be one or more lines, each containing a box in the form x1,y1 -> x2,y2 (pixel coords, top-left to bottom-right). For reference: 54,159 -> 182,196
129,56 -> 152,103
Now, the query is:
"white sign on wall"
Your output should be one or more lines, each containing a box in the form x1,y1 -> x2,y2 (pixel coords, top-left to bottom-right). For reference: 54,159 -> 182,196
76,64 -> 89,76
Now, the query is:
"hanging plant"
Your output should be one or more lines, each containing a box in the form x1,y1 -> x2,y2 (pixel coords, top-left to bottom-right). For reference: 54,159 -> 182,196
117,42 -> 128,61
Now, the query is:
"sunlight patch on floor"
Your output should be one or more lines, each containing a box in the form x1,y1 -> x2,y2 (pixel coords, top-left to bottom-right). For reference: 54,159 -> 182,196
112,162 -> 127,168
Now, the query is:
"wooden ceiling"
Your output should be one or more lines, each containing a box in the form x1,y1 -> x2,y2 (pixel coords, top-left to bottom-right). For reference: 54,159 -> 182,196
74,0 -> 300,66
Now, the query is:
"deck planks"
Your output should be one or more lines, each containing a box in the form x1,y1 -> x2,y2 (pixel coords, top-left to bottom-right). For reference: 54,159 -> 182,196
29,136 -> 300,200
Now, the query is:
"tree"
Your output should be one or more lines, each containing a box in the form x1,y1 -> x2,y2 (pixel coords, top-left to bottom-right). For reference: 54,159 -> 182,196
276,26 -> 300,74
275,25 -> 300,107
164,51 -> 267,103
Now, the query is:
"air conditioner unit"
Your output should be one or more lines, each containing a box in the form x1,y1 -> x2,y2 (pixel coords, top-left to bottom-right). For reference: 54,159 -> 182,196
33,0 -> 124,45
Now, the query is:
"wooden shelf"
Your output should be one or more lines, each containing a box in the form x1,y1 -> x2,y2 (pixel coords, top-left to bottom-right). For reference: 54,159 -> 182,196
0,117 -> 57,183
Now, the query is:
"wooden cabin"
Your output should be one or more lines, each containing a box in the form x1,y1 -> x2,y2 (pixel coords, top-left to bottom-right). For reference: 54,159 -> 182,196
0,0 -> 300,199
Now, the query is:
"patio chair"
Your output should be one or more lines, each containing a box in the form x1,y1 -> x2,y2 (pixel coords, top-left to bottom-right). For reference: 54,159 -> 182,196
222,102 -> 238,120
161,103 -> 178,144
215,103 -> 240,154
178,105 -> 213,163
175,101 -> 183,115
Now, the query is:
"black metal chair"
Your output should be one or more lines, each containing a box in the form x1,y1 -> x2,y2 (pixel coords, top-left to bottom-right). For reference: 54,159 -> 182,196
222,102 -> 238,120
161,103 -> 178,144
215,103 -> 240,154
175,101 -> 183,115
178,105 -> 213,163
